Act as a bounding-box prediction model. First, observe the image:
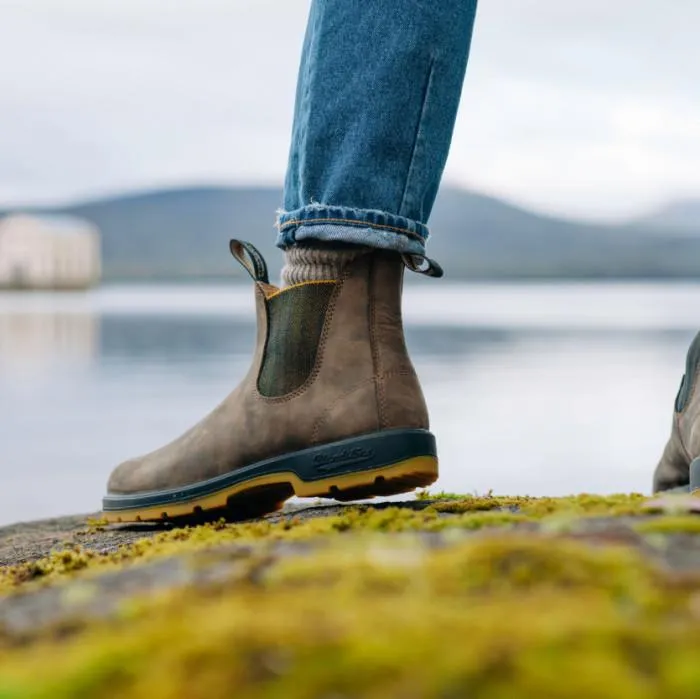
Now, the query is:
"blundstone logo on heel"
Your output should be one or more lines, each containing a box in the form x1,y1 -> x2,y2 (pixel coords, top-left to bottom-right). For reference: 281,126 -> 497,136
314,446 -> 375,473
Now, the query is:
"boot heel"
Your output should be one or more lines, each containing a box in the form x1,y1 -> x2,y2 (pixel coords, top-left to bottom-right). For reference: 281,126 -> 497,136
690,458 -> 700,494
296,455 -> 438,501
291,428 -> 439,501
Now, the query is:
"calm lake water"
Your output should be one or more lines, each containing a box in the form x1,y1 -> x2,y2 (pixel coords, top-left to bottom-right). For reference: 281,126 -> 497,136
0,281 -> 698,526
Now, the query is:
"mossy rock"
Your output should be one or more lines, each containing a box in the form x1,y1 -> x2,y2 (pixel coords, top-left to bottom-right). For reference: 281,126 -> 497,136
1,493 -> 700,698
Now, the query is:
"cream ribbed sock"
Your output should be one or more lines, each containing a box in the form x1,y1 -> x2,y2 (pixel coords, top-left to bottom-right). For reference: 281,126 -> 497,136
280,243 -> 367,286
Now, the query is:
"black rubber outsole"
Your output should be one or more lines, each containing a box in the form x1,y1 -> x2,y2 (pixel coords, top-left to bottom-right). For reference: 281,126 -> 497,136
102,428 -> 438,522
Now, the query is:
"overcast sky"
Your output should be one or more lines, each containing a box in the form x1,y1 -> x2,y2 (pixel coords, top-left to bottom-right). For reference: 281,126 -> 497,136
0,0 -> 697,220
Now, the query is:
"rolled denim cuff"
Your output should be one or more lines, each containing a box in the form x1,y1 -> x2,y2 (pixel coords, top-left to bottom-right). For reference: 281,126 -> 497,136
276,204 -> 428,256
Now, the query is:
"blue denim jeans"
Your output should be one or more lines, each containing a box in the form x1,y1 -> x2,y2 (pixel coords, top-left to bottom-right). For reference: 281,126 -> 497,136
276,0 -> 478,259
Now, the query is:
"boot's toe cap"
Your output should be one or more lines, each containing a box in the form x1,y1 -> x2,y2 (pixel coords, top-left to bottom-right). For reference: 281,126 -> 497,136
107,457 -> 151,495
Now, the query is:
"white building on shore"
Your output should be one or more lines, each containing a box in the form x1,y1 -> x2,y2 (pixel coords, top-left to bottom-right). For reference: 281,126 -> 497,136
0,214 -> 101,290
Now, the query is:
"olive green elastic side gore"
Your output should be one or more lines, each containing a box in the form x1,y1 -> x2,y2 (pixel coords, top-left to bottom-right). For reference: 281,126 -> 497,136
676,331 -> 700,413
258,282 -> 336,398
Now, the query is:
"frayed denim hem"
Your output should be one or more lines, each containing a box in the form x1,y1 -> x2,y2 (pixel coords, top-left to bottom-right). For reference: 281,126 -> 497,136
276,204 -> 429,256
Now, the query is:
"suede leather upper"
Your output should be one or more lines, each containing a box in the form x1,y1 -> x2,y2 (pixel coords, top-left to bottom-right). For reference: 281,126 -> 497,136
107,251 -> 428,495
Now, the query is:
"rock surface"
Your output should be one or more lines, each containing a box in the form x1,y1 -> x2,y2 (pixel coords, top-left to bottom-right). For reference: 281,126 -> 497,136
1,494 -> 700,698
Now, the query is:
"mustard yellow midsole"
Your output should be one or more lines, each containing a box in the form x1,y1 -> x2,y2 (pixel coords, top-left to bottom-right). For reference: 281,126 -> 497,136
102,456 -> 438,523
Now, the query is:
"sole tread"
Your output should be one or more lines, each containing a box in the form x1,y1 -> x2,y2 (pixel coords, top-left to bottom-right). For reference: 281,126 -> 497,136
103,456 -> 438,524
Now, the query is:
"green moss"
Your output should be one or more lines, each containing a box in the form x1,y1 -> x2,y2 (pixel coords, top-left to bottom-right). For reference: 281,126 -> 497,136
9,547 -> 92,586
0,492 -> 700,696
0,508 -> 517,591
0,494 -> 654,593
85,517 -> 109,532
0,534 -> 698,698
635,516 -> 700,535
432,494 -> 534,513
428,492 -> 648,517
416,489 -> 468,500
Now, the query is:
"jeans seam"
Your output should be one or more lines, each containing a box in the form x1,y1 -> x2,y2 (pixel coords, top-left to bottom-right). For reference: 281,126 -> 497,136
279,217 -> 424,243
399,56 -> 436,218
294,4 -> 317,187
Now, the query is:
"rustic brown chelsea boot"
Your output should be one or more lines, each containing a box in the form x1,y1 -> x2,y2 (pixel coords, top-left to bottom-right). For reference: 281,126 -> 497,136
654,332 -> 700,494
103,240 -> 438,522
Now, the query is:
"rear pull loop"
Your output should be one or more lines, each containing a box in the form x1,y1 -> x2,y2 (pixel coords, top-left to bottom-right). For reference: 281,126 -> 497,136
401,253 -> 444,278
229,240 -> 270,284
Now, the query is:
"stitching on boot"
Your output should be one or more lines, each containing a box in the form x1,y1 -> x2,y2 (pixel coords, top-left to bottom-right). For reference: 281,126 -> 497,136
255,281 -> 341,403
311,375 -> 376,443
254,256 -> 364,404
257,283 -> 336,398
265,279 -> 336,301
310,371 -> 415,444
368,255 -> 387,429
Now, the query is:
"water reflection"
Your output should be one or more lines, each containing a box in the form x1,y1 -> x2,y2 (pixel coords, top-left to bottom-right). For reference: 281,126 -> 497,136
100,316 -> 255,362
0,312 -> 97,370
0,306 -> 692,369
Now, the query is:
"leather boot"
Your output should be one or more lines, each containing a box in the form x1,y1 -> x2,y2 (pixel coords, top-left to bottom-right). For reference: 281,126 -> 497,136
103,240 -> 438,522
654,332 -> 700,493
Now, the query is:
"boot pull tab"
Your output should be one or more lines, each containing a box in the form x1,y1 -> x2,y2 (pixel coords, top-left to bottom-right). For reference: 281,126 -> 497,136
401,253 -> 444,278
229,240 -> 270,284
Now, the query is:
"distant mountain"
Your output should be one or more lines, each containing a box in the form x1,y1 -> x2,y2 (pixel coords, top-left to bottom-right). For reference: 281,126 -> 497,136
65,187 -> 283,280
637,200 -> 700,233
2,185 -> 700,280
